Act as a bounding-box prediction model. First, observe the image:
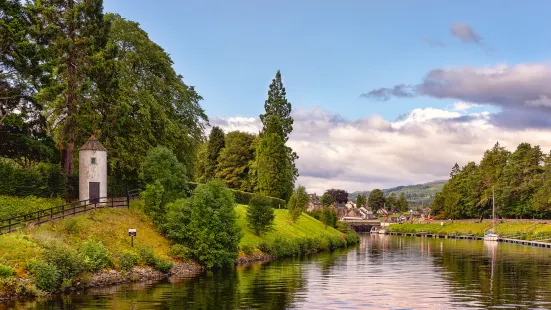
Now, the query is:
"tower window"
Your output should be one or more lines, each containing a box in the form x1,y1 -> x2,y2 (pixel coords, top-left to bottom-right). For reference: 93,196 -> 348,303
91,157 -> 97,165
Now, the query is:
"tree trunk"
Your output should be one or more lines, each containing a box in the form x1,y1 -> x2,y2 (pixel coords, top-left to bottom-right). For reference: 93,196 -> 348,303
62,0 -> 76,176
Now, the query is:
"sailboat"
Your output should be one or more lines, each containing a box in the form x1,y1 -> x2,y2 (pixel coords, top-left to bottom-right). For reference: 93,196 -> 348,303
484,186 -> 500,242
378,202 -> 387,234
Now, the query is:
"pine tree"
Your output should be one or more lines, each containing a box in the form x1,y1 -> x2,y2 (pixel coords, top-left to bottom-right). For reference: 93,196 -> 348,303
260,70 -> 293,142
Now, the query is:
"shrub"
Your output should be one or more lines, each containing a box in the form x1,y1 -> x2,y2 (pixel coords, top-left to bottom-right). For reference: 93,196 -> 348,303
154,258 -> 173,273
164,180 -> 242,268
0,263 -> 16,279
27,260 -> 60,292
0,162 -> 66,198
141,146 -> 188,205
137,246 -> 157,266
240,244 -> 255,255
41,243 -> 84,281
246,194 -> 275,236
187,182 -> 284,208
63,218 -> 80,233
80,240 -> 112,272
119,252 -> 139,271
140,181 -> 165,225
287,185 -> 309,222
168,244 -> 192,260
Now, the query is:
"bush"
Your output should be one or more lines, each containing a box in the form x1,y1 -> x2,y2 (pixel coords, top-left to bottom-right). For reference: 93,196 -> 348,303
154,258 -> 173,273
137,246 -> 157,266
27,260 -> 60,292
164,180 -> 243,268
0,263 -> 16,279
119,252 -> 139,271
246,194 -> 275,236
0,162 -> 66,198
188,182 -> 284,208
41,242 -> 84,281
140,181 -> 165,225
287,186 -> 309,222
168,244 -> 192,260
141,146 -> 188,205
80,240 -> 112,272
240,244 -> 255,255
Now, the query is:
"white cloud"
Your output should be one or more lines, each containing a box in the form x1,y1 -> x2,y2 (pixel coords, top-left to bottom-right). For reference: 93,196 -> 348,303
211,107 -> 551,195
453,101 -> 479,111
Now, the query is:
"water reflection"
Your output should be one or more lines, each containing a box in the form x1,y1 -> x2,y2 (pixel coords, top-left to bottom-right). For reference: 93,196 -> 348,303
4,235 -> 551,309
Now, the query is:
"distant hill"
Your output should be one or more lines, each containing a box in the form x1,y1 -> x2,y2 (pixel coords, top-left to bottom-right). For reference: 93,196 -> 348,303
348,180 -> 447,207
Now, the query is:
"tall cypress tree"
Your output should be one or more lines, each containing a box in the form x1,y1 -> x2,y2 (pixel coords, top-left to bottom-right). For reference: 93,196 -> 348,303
260,70 -> 293,142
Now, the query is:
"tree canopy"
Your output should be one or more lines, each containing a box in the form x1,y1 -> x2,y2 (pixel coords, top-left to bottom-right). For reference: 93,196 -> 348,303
324,189 -> 348,204
368,189 -> 385,212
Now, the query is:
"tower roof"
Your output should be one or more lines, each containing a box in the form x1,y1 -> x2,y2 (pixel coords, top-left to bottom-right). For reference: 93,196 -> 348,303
79,135 -> 107,152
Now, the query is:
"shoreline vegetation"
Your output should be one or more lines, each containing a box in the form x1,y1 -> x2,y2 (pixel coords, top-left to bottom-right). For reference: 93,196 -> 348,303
0,199 -> 358,302
387,221 -> 551,239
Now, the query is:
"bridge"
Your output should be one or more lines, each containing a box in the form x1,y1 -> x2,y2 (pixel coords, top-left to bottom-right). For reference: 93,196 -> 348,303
339,217 -> 381,232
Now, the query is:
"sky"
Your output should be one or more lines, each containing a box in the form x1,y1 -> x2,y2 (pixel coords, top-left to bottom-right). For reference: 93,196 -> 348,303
104,0 -> 551,194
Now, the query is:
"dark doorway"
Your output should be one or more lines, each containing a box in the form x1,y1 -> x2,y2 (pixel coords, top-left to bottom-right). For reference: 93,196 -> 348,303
89,182 -> 100,203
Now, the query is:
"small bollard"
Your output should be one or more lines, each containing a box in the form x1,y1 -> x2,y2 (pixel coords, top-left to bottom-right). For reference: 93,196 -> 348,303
128,228 -> 136,247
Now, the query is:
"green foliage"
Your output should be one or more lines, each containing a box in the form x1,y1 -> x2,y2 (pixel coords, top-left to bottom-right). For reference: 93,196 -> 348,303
80,240 -> 112,272
356,194 -> 367,208
118,252 -> 139,272
368,189 -> 386,212
137,246 -> 157,266
397,192 -> 409,212
0,195 -> 64,219
27,260 -> 60,292
215,131 -> 256,192
321,206 -> 338,229
41,243 -> 84,283
432,141 -> 551,219
287,186 -> 309,222
349,180 -> 447,207
154,257 -> 173,273
320,193 -> 335,207
240,244 -> 255,255
246,194 -> 275,236
256,131 -> 293,201
168,244 -> 192,260
0,264 -> 16,279
258,234 -> 349,258
164,180 -> 243,268
89,13 -> 207,179
0,163 -> 67,198
205,126 -> 226,181
189,181 -> 285,208
141,146 -> 188,204
140,181 -> 165,225
260,71 -> 293,143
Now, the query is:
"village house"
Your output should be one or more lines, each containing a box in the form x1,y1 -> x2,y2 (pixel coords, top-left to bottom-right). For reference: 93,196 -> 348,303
307,193 -> 322,212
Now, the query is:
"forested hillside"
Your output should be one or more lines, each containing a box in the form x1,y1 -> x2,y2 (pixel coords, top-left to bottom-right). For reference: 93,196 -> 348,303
348,180 -> 447,207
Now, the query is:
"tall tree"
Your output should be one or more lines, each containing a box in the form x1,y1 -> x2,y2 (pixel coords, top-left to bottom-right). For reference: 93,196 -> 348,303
397,192 -> 409,212
98,14 -> 206,179
386,193 -> 398,210
258,71 -> 299,190
260,70 -> 293,142
215,131 -> 256,191
29,0 -> 112,175
450,163 -> 461,178
287,185 -> 309,222
356,194 -> 366,208
368,189 -> 385,212
256,126 -> 293,201
324,189 -> 348,204
205,126 -> 225,181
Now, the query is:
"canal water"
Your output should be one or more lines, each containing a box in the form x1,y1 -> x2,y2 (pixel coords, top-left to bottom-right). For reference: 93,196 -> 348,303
4,234 -> 551,309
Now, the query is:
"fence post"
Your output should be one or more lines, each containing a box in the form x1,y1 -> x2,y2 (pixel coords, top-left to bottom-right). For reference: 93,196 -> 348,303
8,219 -> 11,232
126,180 -> 130,209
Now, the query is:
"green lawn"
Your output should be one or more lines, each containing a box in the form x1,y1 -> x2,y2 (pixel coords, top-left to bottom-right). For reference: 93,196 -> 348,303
0,200 -> 171,276
387,221 -> 551,237
235,205 -> 344,247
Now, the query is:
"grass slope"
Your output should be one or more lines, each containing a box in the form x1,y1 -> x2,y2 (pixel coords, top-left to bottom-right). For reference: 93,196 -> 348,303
0,201 -> 170,276
235,205 -> 345,247
387,222 -> 551,238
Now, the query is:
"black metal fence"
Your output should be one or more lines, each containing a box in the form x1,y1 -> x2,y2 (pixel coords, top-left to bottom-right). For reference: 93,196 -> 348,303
0,189 -> 140,235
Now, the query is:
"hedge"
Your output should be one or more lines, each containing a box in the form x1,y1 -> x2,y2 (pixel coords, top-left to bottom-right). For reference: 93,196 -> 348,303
188,182 -> 286,208
0,162 -> 67,198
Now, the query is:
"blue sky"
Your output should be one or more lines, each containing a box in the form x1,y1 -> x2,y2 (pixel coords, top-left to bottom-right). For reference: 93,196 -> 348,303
104,0 -> 551,121
104,0 -> 551,192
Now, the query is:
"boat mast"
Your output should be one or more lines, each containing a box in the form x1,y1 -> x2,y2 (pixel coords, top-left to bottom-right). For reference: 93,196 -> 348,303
492,186 -> 495,232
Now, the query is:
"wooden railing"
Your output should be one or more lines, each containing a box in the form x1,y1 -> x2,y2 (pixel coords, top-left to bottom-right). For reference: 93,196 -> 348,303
0,189 -> 140,235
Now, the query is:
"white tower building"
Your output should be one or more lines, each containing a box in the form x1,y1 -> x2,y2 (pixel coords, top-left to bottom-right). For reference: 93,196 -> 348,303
78,135 -> 108,202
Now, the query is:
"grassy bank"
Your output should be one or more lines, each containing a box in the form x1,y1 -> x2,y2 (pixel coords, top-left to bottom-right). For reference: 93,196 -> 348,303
387,221 -> 551,239
235,205 -> 358,258
0,201 -> 358,299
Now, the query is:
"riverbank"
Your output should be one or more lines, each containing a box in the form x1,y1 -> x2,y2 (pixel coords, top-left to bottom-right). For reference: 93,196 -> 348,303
0,201 -> 357,301
386,221 -> 551,238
